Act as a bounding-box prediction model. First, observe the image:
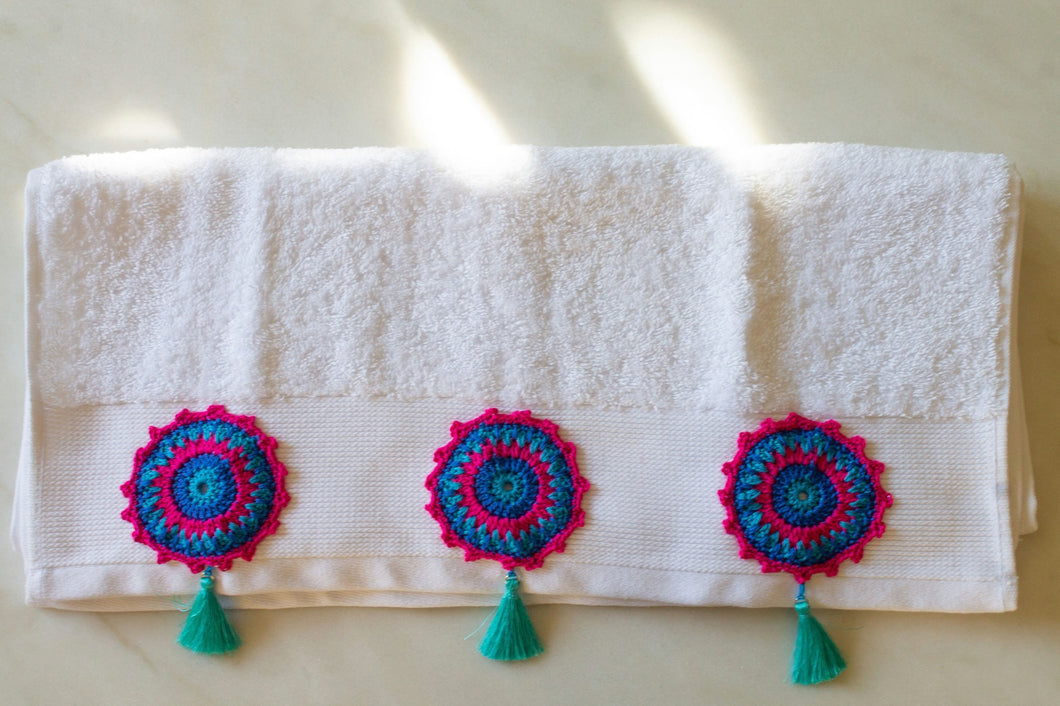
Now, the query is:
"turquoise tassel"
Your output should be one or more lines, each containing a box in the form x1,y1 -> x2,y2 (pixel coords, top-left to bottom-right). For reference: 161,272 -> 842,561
791,584 -> 846,684
178,567 -> 241,654
479,571 -> 544,661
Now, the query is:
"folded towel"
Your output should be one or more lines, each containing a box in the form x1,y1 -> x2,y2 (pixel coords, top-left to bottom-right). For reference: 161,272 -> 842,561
14,144 -> 1034,613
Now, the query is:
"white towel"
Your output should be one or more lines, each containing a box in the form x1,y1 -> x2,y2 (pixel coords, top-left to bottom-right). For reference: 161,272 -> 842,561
14,144 -> 1034,613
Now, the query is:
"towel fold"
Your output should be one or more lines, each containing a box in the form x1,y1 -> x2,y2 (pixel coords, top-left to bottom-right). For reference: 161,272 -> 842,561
14,144 -> 1034,612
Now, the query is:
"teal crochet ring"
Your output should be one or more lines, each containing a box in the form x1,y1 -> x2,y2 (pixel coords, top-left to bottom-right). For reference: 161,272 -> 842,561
719,413 -> 891,685
426,408 -> 589,660
122,405 -> 290,654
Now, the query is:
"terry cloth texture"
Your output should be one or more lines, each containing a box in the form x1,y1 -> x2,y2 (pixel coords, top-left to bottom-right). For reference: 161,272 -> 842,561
14,144 -> 1034,612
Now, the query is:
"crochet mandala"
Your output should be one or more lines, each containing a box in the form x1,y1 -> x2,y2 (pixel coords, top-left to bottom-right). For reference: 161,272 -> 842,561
426,409 -> 589,570
719,413 -> 891,583
121,405 -> 290,573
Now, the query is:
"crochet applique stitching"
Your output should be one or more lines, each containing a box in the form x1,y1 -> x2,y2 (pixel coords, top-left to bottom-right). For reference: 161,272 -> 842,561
719,412 -> 892,583
425,408 -> 589,571
121,405 -> 290,573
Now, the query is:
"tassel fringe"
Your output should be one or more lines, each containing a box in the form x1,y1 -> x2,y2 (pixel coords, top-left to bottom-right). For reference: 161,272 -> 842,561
791,585 -> 845,685
479,571 -> 544,661
178,567 -> 241,654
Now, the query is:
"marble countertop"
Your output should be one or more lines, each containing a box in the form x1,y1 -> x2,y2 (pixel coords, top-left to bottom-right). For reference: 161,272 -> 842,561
2,1 -> 1058,703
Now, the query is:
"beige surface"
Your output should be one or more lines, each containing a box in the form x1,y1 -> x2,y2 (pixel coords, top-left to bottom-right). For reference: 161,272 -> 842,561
1,1 -> 1057,703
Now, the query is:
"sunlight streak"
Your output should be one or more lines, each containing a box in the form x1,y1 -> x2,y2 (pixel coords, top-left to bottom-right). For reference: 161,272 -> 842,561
613,4 -> 765,146
96,108 -> 181,143
402,27 -> 529,186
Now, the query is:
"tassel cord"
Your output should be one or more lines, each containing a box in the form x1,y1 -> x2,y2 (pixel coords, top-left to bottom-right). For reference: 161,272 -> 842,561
177,566 -> 242,655
479,570 -> 545,661
791,583 -> 846,685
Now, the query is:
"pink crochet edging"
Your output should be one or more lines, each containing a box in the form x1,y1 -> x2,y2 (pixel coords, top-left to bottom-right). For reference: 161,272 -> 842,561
718,412 -> 892,584
425,408 -> 589,571
120,404 -> 291,574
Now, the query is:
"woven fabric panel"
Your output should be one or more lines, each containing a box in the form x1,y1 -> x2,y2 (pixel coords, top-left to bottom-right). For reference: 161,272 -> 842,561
20,399 -> 1014,612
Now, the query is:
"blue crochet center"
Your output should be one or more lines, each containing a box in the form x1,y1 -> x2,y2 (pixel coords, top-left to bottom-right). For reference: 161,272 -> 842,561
473,455 -> 540,518
732,427 -> 877,568
172,453 -> 238,520
771,463 -> 837,527
437,422 -> 576,560
132,419 -> 277,559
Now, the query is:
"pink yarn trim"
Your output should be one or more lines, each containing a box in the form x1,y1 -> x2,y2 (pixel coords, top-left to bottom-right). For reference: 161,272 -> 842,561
425,408 -> 589,571
719,412 -> 892,584
121,405 -> 290,573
